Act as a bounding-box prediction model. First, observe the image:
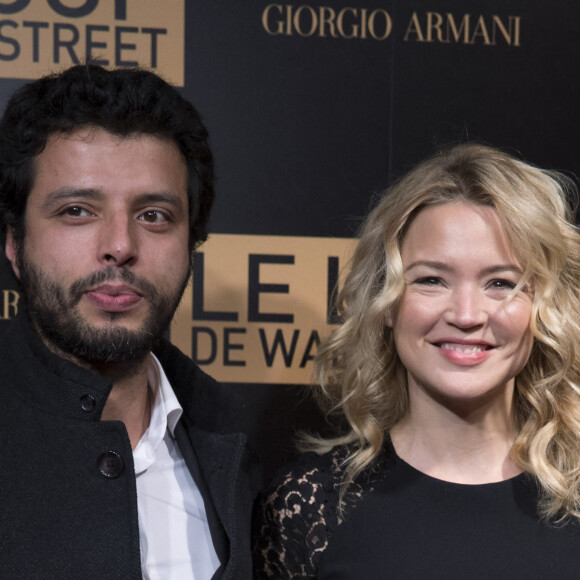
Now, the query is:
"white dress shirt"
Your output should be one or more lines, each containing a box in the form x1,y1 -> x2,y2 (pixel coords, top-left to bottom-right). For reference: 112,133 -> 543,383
133,354 -> 220,579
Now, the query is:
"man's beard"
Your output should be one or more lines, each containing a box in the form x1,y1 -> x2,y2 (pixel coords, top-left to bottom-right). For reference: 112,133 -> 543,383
17,252 -> 190,365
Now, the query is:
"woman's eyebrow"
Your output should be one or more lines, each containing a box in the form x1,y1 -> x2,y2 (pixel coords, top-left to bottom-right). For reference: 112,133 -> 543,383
404,260 -> 452,273
404,260 -> 522,275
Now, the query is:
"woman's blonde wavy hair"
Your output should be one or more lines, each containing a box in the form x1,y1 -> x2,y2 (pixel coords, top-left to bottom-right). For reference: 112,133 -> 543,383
308,142 -> 580,520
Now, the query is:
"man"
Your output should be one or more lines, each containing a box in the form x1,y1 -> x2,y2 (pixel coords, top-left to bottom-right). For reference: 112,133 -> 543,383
0,65 -> 258,579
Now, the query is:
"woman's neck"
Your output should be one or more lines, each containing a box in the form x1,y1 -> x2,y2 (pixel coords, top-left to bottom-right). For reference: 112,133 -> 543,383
390,386 -> 522,484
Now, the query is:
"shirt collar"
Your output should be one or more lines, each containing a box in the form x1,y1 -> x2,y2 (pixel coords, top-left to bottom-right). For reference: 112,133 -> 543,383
133,353 -> 183,475
149,352 -> 183,436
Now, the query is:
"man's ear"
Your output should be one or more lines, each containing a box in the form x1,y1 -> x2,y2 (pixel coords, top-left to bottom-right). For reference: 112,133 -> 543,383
5,227 -> 20,279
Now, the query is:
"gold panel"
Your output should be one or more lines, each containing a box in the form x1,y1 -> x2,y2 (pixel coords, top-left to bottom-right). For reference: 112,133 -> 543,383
171,234 -> 356,384
0,0 -> 185,84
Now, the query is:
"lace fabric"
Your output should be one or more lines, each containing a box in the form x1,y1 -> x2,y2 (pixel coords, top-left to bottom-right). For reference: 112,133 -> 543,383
253,446 -> 387,579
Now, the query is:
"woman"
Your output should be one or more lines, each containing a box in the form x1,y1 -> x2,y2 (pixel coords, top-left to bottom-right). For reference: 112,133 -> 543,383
253,143 -> 580,578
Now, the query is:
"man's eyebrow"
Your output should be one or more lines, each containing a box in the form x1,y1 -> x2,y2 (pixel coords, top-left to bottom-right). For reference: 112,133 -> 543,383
136,192 -> 186,212
404,260 -> 523,275
39,189 -> 186,212
40,187 -> 104,211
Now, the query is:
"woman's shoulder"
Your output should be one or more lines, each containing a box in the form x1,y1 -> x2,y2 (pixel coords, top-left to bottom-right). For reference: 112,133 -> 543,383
266,446 -> 349,497
256,446 -> 349,536
253,445 -> 389,579
260,444 -> 383,517
252,447 -> 348,579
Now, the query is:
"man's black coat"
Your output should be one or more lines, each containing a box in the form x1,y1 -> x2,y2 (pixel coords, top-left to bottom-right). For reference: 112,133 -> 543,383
0,314 -> 260,579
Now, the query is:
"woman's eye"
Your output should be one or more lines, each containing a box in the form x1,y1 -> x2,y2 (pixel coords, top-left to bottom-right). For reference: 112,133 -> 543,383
415,277 -> 443,286
488,279 -> 517,290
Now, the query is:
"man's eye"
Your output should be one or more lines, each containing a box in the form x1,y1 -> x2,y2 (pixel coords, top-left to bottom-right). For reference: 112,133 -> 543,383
139,210 -> 167,223
64,206 -> 90,217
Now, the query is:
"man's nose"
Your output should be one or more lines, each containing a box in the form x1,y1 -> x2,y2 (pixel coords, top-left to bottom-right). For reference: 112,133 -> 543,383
97,214 -> 138,267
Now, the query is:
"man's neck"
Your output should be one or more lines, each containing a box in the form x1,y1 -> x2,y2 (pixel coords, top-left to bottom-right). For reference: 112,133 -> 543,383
96,358 -> 153,450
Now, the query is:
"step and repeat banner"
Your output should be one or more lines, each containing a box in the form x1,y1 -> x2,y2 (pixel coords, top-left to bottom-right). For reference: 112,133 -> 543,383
0,0 -> 578,478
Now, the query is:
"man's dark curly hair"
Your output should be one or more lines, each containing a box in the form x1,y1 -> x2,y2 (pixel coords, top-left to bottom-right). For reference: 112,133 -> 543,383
0,64 -> 215,252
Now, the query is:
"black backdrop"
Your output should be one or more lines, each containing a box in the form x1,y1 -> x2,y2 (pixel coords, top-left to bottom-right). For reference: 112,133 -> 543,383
0,0 -> 578,481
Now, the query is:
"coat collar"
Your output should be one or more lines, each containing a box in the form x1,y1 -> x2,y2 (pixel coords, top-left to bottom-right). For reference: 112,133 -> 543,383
180,422 -> 256,580
1,313 -> 112,420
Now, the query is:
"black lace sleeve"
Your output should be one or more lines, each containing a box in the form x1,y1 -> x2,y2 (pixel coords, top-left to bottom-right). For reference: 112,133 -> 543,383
252,447 -> 381,579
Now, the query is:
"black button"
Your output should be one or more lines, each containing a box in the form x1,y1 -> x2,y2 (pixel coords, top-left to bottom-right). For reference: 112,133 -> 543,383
98,451 -> 124,478
80,394 -> 96,412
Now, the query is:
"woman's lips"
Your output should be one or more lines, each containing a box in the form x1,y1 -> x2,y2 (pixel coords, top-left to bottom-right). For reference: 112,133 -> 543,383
433,341 -> 495,365
86,284 -> 143,312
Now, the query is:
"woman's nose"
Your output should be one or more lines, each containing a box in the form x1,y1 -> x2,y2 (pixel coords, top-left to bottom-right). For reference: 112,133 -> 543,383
443,284 -> 488,329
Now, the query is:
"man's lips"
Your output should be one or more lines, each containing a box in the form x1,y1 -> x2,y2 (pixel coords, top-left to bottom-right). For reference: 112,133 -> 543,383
86,284 -> 144,312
